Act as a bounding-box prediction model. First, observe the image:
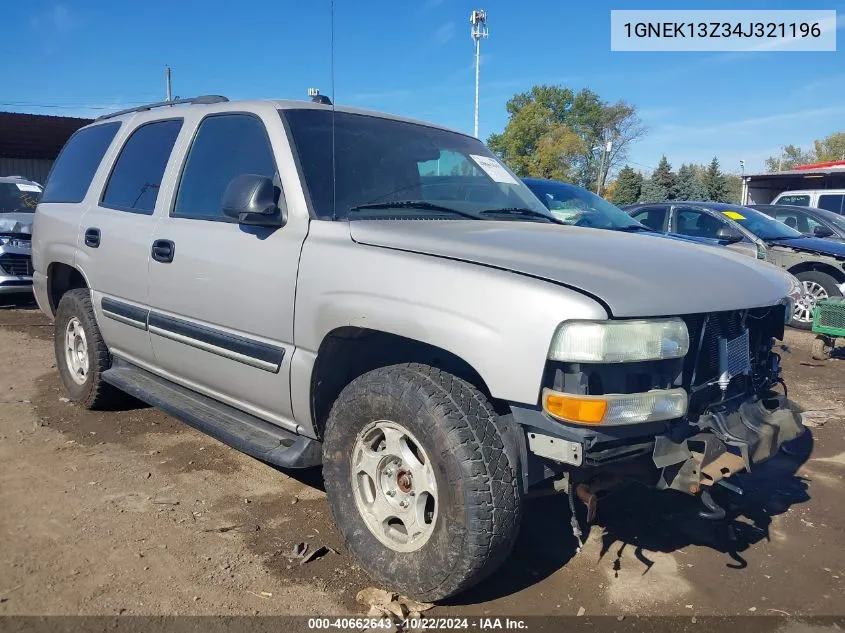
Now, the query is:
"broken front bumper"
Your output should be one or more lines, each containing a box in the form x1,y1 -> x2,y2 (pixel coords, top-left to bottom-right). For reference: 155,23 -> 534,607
509,394 -> 804,495
654,395 -> 804,494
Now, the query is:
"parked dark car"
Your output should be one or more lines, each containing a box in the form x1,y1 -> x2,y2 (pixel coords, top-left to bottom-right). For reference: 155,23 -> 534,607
522,178 -> 717,246
749,204 -> 845,242
624,201 -> 845,328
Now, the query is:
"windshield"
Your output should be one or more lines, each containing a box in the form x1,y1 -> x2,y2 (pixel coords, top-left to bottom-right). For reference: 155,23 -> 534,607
523,179 -> 643,230
721,206 -> 802,240
282,109 -> 552,221
0,182 -> 41,214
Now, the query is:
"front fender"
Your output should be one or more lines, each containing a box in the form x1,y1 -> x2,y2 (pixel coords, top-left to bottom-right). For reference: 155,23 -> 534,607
294,222 -> 607,405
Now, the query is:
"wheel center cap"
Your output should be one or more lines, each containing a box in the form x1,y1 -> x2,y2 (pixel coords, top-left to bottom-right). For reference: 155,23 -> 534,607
396,470 -> 413,493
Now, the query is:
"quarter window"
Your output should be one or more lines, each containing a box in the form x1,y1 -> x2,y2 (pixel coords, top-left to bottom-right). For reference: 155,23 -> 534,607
818,194 -> 845,214
173,114 -> 278,220
101,119 -> 183,214
40,122 -> 121,203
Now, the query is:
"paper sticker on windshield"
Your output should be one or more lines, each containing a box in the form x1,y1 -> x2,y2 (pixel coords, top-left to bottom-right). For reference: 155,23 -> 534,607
470,155 -> 519,185
16,184 -> 41,192
722,211 -> 745,220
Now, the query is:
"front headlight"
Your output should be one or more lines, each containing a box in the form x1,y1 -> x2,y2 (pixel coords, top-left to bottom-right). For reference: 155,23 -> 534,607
548,318 -> 690,363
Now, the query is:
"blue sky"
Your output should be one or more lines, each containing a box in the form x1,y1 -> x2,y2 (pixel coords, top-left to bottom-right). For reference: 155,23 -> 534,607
5,0 -> 844,175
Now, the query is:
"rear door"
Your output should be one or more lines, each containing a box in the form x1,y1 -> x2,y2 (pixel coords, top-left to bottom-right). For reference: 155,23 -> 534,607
145,108 -> 308,432
77,117 -> 184,365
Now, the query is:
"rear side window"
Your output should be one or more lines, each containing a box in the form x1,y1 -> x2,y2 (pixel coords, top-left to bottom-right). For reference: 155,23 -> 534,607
775,194 -> 810,206
40,122 -> 121,203
818,194 -> 844,214
173,114 -> 277,221
101,119 -> 183,214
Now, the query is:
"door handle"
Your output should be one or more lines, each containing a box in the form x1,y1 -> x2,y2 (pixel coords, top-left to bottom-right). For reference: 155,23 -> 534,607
84,228 -> 100,248
151,239 -> 175,263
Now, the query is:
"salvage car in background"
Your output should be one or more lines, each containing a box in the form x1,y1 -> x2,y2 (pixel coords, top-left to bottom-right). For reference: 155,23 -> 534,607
625,201 -> 845,329
523,178 -> 719,246
0,175 -> 40,297
750,204 -> 845,242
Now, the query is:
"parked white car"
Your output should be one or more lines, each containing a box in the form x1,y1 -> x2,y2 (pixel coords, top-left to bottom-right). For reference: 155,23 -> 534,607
772,189 -> 845,215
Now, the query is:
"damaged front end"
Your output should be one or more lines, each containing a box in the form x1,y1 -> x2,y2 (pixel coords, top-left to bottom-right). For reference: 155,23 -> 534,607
512,303 -> 805,502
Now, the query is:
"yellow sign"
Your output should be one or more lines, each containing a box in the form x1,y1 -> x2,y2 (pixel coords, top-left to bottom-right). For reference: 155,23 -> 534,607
722,211 -> 746,220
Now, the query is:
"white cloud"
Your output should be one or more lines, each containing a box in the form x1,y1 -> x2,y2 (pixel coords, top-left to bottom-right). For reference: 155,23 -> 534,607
31,4 -> 77,33
434,22 -> 456,45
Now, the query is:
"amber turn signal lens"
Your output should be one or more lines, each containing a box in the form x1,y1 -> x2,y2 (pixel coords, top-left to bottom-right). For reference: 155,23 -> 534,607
544,392 -> 607,425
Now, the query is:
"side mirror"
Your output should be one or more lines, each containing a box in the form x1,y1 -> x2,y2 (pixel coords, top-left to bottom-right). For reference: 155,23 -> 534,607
716,225 -> 744,243
814,224 -> 834,238
222,174 -> 286,227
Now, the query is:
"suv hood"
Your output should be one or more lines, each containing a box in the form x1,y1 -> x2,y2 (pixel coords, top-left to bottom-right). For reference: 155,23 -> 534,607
0,213 -> 34,235
768,236 -> 845,259
350,220 -> 792,318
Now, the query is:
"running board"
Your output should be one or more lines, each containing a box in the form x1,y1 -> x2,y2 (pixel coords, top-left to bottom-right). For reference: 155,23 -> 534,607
102,359 -> 321,469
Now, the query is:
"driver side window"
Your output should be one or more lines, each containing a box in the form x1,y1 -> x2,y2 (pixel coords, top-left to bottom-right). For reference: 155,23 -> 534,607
674,207 -> 724,239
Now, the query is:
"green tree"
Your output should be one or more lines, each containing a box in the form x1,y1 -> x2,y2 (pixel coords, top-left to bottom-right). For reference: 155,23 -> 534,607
725,174 -> 743,204
703,157 -> 730,202
637,178 -> 668,203
765,144 -> 816,172
814,132 -> 845,162
487,85 -> 645,187
651,156 -> 677,200
675,163 -> 707,201
610,165 -> 643,205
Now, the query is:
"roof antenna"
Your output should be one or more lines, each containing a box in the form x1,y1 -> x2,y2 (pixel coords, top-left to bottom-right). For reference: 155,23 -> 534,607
330,0 -> 337,221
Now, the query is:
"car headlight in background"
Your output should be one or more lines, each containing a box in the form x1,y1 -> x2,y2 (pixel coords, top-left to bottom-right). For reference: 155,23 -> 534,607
543,387 -> 688,426
548,318 -> 690,363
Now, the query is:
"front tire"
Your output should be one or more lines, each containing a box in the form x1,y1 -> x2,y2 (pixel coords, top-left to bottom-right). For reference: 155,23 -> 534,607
791,270 -> 842,330
322,363 -> 522,601
54,289 -> 120,409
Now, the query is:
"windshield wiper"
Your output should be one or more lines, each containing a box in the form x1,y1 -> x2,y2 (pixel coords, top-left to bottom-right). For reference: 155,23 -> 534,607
479,207 -> 564,224
349,200 -> 480,220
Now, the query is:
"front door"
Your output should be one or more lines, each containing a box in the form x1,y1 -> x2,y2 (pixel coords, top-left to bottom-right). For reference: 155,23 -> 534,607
146,111 -> 307,432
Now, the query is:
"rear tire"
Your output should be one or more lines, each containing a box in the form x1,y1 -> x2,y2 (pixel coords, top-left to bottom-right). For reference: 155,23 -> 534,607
54,289 -> 121,409
322,363 -> 522,601
791,270 -> 842,330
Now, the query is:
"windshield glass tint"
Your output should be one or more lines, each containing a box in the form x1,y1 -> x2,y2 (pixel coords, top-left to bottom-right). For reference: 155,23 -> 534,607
723,206 -> 802,240
0,182 -> 41,213
283,109 -> 550,220
523,180 -> 641,229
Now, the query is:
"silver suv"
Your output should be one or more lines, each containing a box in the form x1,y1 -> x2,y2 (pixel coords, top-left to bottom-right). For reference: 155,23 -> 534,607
33,95 -> 804,600
0,175 -> 41,296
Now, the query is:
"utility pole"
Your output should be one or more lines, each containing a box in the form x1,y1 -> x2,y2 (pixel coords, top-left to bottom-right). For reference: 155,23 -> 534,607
470,10 -> 488,139
596,140 -> 613,196
165,65 -> 172,102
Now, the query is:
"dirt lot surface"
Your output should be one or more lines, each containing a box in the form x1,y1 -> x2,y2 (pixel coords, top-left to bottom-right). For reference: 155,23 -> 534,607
1,300 -> 844,621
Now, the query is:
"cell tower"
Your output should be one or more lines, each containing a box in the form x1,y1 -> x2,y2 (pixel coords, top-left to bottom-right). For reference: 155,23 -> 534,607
470,9 -> 488,139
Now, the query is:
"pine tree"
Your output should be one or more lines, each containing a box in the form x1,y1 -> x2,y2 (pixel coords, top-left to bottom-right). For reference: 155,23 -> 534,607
610,165 -> 643,206
675,164 -> 707,201
703,157 -> 729,202
651,156 -> 677,200
637,178 -> 668,203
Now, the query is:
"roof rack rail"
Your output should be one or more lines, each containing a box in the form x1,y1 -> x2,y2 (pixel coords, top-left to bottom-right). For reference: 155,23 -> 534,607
95,95 -> 229,121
